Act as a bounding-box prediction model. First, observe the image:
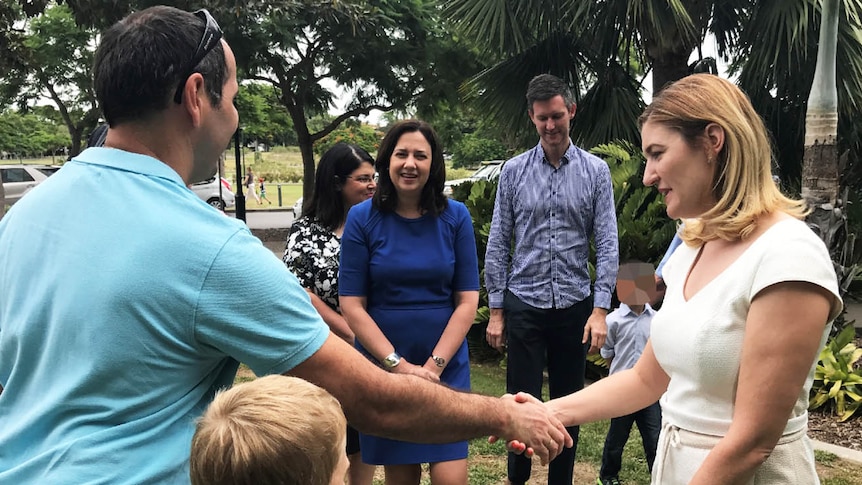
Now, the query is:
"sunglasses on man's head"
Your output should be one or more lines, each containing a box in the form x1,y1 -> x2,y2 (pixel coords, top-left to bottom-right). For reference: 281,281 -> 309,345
173,9 -> 223,104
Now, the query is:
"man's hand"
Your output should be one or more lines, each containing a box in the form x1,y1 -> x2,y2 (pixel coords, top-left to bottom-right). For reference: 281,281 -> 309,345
486,309 -> 506,352
582,308 -> 608,354
491,392 -> 573,465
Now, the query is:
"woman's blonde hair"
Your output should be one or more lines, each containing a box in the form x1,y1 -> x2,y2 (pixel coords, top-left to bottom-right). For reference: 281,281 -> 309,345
190,374 -> 346,485
639,74 -> 807,245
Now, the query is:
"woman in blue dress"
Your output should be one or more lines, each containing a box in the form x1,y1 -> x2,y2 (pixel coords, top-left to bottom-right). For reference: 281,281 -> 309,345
340,120 -> 479,485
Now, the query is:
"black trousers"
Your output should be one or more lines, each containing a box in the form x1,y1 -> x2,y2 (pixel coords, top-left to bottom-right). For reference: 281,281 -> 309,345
504,291 -> 592,485
599,401 -> 661,479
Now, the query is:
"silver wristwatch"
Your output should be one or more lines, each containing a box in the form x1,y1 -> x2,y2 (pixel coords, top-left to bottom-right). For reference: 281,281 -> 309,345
382,352 -> 402,369
431,355 -> 446,368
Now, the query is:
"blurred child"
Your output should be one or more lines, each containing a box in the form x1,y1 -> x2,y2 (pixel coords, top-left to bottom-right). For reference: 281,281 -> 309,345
190,375 -> 348,485
259,177 -> 272,205
597,261 -> 661,485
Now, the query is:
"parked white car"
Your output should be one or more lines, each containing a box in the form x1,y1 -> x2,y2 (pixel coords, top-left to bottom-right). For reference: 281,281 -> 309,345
0,164 -> 62,206
191,176 -> 235,210
443,160 -> 505,197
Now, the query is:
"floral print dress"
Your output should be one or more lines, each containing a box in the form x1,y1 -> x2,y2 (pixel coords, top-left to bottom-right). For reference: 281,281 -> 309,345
283,217 -> 341,311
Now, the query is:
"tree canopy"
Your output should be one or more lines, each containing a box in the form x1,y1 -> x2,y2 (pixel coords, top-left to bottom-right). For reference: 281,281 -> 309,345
1,3 -> 101,157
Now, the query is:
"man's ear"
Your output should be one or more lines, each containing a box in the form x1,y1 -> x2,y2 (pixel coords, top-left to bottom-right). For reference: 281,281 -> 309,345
705,123 -> 725,158
182,73 -> 208,127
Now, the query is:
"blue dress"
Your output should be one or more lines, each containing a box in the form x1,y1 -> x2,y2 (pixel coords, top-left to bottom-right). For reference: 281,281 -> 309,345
339,198 -> 479,465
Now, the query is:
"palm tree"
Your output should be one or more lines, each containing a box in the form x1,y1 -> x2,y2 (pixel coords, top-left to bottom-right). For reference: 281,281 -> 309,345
803,0 -> 862,308
443,0 -> 862,187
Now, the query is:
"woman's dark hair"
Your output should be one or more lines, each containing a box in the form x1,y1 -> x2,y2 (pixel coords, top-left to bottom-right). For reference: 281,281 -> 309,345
373,120 -> 447,216
93,6 -> 227,127
304,142 -> 374,231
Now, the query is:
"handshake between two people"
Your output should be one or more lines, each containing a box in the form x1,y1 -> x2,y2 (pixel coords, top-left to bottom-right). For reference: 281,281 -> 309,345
494,391 -> 573,465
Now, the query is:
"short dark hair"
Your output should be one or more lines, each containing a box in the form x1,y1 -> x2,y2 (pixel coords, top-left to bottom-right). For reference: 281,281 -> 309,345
93,6 -> 227,126
526,74 -> 575,112
305,142 -> 374,231
373,120 -> 447,216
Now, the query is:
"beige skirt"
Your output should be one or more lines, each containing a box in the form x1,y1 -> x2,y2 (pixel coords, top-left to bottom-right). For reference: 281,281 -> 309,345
651,421 -> 819,484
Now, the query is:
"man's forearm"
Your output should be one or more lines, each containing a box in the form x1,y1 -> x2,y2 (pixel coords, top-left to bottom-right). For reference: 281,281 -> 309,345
349,373 -> 508,442
290,335 -> 570,463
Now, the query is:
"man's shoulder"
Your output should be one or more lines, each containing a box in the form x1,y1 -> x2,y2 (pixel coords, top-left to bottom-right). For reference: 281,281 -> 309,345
567,144 -> 608,171
499,147 -> 539,179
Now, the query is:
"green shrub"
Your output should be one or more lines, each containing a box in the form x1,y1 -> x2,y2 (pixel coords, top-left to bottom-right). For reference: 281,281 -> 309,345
591,141 -> 676,265
451,133 -> 508,169
313,123 -> 382,157
810,324 -> 862,421
447,167 -> 474,181
455,179 -> 500,362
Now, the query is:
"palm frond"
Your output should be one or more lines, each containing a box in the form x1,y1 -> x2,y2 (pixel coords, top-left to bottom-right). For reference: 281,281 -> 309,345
460,31 -> 595,138
443,0 -> 537,56
572,63 -> 644,149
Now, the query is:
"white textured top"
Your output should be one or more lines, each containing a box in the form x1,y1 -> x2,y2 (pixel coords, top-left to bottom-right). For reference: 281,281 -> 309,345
652,218 -> 843,437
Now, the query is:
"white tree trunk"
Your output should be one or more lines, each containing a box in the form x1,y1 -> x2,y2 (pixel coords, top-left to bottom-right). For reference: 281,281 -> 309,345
802,0 -> 840,207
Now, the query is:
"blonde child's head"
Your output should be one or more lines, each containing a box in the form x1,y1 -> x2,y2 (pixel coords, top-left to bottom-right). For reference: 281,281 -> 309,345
190,374 -> 348,485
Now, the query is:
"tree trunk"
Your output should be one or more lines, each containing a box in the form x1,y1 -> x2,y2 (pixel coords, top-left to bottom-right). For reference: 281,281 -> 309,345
69,126 -> 83,159
802,0 -> 840,208
284,101 -> 316,202
640,0 -> 712,94
802,0 -> 854,322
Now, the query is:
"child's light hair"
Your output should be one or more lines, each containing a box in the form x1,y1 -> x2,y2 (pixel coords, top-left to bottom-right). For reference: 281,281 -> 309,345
190,374 -> 347,485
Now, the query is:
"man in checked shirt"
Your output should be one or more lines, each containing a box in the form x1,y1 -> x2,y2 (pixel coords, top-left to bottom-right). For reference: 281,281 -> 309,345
485,73 -> 619,485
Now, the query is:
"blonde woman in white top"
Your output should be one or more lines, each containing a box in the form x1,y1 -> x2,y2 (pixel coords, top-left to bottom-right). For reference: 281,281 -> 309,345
507,74 -> 843,484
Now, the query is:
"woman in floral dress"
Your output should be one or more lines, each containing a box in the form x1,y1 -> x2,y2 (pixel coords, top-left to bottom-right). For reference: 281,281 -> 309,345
283,142 -> 377,485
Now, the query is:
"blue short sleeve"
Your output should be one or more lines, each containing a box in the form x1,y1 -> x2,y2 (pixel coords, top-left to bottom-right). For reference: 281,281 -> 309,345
195,231 -> 329,377
451,201 -> 480,292
339,202 -> 371,297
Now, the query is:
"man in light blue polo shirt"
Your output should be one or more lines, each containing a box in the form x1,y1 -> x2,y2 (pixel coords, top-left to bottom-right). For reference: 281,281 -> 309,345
0,6 -> 571,484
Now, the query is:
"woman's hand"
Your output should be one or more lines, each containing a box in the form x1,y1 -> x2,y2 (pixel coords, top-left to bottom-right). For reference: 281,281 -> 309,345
423,358 -> 445,378
393,360 -> 440,382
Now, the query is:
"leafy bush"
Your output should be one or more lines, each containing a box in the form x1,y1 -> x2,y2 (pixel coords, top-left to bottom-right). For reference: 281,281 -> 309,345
313,122 -> 382,157
451,133 -> 508,169
454,179 -> 500,361
447,167 -> 474,181
810,324 -> 862,421
591,141 -> 676,265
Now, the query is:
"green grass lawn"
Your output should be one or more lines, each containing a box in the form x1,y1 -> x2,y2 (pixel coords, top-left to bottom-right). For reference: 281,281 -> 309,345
235,360 -> 862,484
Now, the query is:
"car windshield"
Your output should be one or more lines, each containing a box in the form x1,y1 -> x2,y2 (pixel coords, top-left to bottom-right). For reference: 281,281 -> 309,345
470,164 -> 499,180
36,167 -> 60,176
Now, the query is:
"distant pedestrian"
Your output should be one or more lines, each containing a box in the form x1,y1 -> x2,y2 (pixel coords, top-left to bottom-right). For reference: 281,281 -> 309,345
245,167 -> 261,204
259,177 -> 272,205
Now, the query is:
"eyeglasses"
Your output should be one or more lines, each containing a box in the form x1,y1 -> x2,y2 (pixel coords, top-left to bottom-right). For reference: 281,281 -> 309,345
347,174 -> 378,184
173,9 -> 223,104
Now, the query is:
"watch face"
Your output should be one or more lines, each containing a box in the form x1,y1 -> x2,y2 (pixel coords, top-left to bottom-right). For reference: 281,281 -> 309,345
433,356 -> 445,367
383,353 -> 401,368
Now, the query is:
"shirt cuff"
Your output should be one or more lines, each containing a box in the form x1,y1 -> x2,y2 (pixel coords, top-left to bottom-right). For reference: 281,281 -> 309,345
594,292 -> 612,311
488,290 -> 504,309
